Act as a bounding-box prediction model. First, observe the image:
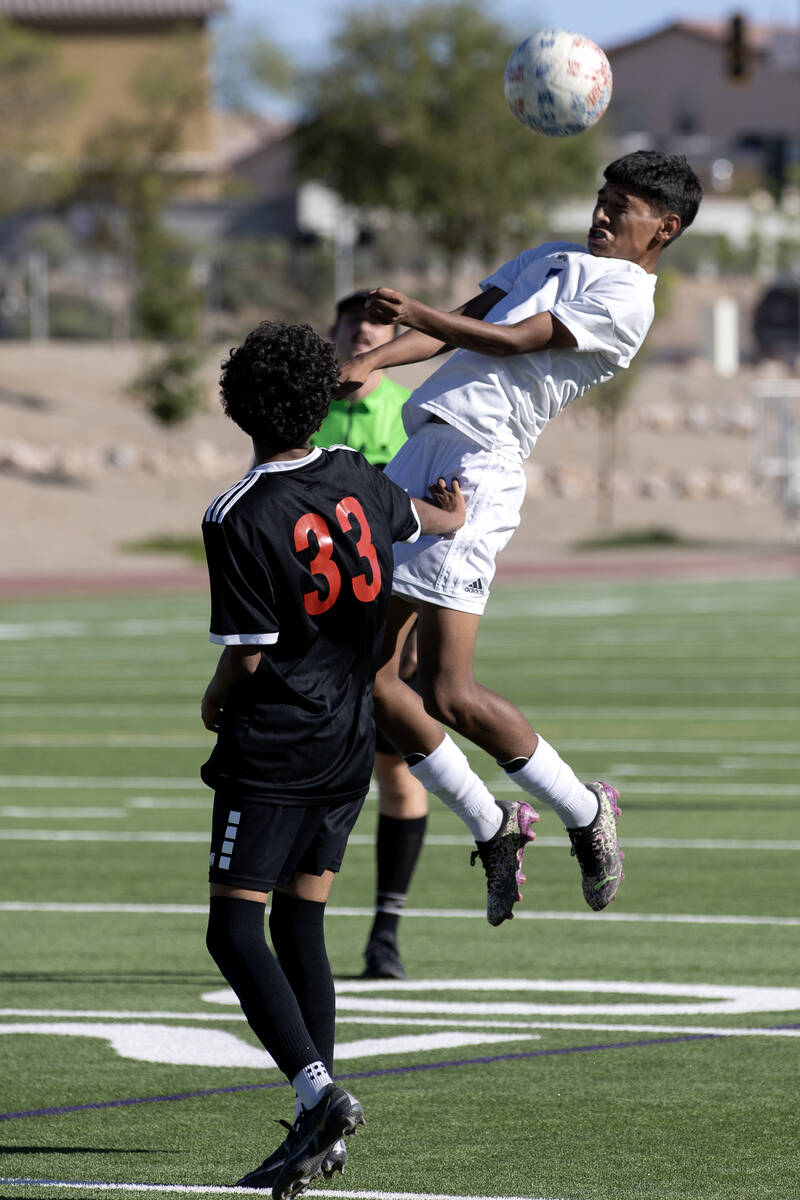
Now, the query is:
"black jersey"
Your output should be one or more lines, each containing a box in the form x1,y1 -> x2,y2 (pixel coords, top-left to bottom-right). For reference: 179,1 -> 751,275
200,446 -> 419,805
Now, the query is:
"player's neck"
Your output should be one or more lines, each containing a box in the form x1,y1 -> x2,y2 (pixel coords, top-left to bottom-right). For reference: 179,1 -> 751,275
251,440 -> 313,465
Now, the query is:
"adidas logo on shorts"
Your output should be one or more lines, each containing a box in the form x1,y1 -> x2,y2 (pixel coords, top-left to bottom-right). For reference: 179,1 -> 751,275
465,579 -> 486,595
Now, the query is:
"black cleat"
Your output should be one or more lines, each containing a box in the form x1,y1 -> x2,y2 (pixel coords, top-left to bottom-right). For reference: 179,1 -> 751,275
235,1120 -> 348,1191
235,1119 -> 292,1190
270,1086 -> 365,1200
361,936 -> 407,980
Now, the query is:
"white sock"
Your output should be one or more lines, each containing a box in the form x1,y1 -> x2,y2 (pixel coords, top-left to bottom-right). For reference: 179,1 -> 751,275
504,735 -> 597,829
292,1061 -> 332,1110
407,734 -> 502,843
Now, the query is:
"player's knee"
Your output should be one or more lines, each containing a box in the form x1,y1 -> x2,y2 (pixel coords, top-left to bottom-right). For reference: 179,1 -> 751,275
421,677 -> 478,731
206,896 -> 254,974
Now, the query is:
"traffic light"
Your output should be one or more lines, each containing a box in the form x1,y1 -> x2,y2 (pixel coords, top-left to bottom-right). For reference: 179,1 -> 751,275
726,13 -> 749,81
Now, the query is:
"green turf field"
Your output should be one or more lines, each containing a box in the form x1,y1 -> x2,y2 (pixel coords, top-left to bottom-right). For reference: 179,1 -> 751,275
0,575 -> 798,1200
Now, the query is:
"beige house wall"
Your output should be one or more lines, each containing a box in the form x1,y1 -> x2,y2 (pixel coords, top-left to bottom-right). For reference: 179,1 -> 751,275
608,29 -> 800,141
58,24 -> 213,156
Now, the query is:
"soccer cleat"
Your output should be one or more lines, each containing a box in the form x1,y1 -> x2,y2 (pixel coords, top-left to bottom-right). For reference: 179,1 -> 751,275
568,781 -> 624,911
361,936 -> 407,980
470,798 -> 538,926
235,1119 -> 294,1190
320,1138 -> 348,1178
235,1123 -> 348,1191
270,1085 -> 365,1200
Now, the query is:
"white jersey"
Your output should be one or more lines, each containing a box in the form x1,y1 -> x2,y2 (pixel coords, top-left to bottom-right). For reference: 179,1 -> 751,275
401,242 -> 657,462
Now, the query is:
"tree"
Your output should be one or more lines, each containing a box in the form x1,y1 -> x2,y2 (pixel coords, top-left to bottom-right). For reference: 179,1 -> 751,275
292,1 -> 599,271
77,33 -> 207,424
0,19 -> 84,214
213,21 -> 295,114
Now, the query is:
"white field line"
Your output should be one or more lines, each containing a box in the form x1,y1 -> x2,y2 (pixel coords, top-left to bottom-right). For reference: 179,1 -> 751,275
1,705 -> 798,721
0,807 -> 126,819
1,829 -> 799,851
2,735 -> 800,754
0,735 -> 210,747
2,775 -> 799,797
0,1009 -> 795,1039
0,1183 -> 578,1200
0,777 -> 201,789
0,901 -> 797,927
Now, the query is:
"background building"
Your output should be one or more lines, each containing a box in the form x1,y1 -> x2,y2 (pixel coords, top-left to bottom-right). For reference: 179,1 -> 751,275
0,0 -> 225,168
606,19 -> 800,195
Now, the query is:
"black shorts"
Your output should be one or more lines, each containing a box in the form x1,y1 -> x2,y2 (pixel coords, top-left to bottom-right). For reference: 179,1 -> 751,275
375,669 -> 420,756
208,791 -> 366,892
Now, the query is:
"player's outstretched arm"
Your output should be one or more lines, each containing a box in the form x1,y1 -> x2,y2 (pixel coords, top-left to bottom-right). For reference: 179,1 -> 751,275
201,646 -> 262,732
411,476 -> 465,536
336,288 -> 506,397
368,287 -> 577,357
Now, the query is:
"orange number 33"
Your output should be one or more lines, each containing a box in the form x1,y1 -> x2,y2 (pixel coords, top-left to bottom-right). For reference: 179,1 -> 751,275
294,496 -> 381,615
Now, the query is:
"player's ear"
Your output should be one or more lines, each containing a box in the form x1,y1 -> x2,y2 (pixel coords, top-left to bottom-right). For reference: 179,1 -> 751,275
657,212 -> 681,244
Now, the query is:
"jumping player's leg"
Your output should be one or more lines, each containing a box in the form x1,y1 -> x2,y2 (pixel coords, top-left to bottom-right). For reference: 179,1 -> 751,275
373,597 -> 536,926
374,597 -> 622,914
373,596 -> 507,842
381,423 -> 623,913
412,604 -> 623,910
415,603 -> 598,828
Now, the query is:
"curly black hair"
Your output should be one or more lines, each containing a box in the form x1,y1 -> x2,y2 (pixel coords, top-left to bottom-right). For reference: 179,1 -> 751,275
219,321 -> 339,449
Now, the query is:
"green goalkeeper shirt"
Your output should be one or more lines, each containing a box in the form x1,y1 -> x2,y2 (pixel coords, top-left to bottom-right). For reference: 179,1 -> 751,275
311,374 -> 410,468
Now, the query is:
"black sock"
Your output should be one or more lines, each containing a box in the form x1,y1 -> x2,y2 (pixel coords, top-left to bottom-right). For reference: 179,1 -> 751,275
206,895 -> 321,1081
498,756 -> 530,771
368,813 -> 427,946
269,891 -> 335,1076
403,752 -> 426,767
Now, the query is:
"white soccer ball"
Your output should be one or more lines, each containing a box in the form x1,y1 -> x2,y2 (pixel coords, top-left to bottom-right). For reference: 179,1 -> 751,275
504,29 -> 612,137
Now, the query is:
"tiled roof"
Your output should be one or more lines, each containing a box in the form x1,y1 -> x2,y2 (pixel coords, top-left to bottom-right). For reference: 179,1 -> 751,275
608,18 -> 797,55
0,0 -> 226,19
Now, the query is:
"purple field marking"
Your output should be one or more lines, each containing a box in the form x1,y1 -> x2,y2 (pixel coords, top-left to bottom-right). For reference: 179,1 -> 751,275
0,1031 -> 727,1123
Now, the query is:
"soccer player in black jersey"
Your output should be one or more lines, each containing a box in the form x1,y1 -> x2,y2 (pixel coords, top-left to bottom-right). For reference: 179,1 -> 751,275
200,321 -> 465,1197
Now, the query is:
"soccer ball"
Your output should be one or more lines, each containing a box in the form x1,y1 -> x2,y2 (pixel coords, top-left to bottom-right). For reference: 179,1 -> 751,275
504,29 -> 612,137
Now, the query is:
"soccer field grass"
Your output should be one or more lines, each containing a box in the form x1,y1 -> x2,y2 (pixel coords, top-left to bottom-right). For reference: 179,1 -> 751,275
0,575 -> 798,1200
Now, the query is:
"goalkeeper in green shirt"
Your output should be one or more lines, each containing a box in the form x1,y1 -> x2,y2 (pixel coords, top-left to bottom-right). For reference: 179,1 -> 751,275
314,290 -> 410,470
313,290 -> 428,981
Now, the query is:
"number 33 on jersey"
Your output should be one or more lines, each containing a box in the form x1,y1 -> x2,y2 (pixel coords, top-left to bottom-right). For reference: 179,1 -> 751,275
200,446 -> 420,806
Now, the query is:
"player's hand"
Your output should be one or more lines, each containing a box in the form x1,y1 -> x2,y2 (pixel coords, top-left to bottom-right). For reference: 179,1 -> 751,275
367,287 -> 413,326
201,690 -> 222,732
428,476 -> 465,528
337,357 -> 368,398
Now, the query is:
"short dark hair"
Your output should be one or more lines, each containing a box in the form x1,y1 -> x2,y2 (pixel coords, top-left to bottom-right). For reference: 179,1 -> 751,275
603,150 -> 703,243
219,321 -> 339,449
334,290 -> 371,322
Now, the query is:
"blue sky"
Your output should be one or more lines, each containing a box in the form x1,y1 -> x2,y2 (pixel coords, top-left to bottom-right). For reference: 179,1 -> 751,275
220,0 -> 800,63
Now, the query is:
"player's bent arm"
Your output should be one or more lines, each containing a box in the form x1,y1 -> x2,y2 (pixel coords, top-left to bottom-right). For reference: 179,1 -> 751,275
201,645 -> 261,731
337,288 -> 507,394
372,292 -> 578,357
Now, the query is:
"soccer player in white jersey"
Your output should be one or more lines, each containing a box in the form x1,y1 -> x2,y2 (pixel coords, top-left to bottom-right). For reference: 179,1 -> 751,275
338,150 -> 703,924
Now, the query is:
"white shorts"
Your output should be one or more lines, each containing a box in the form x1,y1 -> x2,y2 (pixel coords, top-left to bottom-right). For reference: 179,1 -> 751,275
385,420 -> 526,615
